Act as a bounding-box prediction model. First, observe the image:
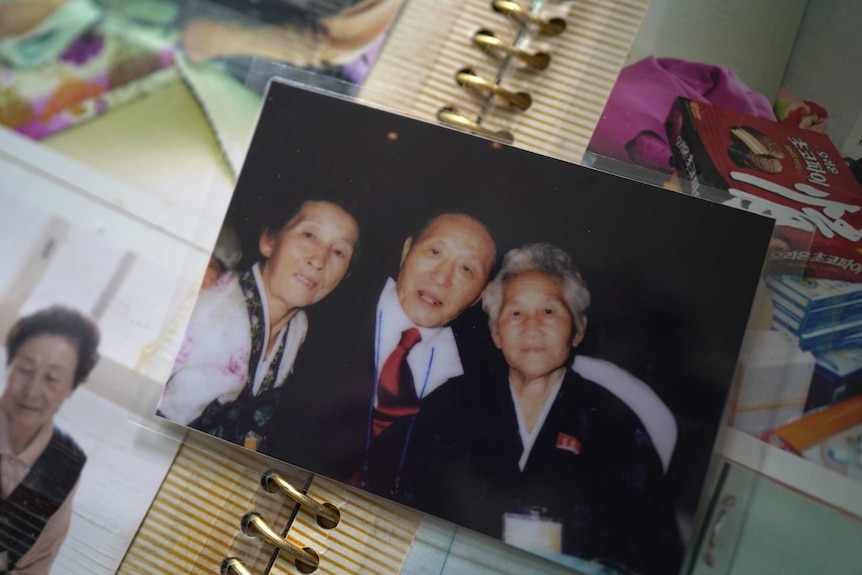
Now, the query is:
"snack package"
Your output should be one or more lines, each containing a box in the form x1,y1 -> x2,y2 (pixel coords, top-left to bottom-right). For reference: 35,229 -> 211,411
666,97 -> 862,281
729,330 -> 814,436
806,348 -> 862,411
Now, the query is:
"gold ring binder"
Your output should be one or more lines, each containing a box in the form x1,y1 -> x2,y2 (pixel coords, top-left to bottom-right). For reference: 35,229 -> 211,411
491,0 -> 566,35
472,29 -> 551,69
263,470 -> 341,528
437,107 -> 514,143
221,557 -> 254,575
241,512 -> 320,572
455,68 -> 532,110
433,0 -> 570,143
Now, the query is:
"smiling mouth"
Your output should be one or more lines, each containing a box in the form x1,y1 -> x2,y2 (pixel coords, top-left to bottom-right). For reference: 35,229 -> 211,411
294,273 -> 318,289
521,347 -> 546,354
418,290 -> 442,306
16,403 -> 43,412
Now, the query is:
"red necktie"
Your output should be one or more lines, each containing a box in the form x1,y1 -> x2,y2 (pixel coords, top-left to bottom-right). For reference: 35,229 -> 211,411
373,327 -> 422,436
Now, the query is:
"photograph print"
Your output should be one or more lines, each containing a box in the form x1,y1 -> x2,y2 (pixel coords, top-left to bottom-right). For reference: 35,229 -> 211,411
157,81 -> 776,574
0,172 -> 191,575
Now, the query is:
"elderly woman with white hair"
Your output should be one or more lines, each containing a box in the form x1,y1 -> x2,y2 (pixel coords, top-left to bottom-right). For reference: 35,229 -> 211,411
466,243 -> 681,575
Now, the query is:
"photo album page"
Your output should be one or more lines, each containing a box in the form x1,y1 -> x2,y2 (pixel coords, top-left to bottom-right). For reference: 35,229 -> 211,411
155,80 -> 776,575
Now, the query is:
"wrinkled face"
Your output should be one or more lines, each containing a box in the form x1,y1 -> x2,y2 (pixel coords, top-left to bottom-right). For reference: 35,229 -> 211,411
1,335 -> 78,437
396,214 -> 495,328
259,200 -> 359,311
492,271 -> 584,383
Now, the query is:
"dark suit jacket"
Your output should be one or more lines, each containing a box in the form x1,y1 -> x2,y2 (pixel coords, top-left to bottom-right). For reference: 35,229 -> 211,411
418,367 -> 683,575
265,278 -> 482,493
264,283 -> 378,481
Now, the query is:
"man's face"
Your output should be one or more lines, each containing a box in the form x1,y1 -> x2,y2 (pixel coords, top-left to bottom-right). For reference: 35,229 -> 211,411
259,200 -> 359,312
1,335 -> 78,439
396,214 -> 495,328
491,271 -> 584,384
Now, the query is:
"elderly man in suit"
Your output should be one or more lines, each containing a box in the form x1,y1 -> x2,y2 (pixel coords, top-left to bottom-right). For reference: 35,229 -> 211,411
267,212 -> 496,501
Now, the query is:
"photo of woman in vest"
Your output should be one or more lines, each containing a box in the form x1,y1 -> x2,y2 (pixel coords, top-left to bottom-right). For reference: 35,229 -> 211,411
0,306 -> 100,575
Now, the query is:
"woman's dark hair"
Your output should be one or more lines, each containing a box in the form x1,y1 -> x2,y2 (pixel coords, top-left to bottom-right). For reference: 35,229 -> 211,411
237,196 -> 364,273
5,306 -> 101,388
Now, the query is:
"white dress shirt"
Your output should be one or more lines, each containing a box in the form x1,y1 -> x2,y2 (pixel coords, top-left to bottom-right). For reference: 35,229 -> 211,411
374,278 -> 464,401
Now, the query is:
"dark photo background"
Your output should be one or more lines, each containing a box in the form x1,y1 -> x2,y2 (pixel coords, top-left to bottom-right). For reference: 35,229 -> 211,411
220,81 -> 774,532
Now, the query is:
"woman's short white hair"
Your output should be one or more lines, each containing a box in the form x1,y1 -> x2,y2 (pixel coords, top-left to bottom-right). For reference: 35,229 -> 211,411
482,243 -> 590,333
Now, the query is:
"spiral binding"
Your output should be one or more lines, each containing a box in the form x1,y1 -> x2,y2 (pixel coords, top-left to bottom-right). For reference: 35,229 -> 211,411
437,0 -> 568,143
221,470 -> 339,574
472,30 -> 550,70
491,0 -> 566,35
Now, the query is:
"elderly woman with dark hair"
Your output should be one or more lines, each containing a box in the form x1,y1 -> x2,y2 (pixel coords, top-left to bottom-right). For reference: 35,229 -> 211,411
0,306 -> 100,575
463,243 -> 681,575
159,199 -> 360,451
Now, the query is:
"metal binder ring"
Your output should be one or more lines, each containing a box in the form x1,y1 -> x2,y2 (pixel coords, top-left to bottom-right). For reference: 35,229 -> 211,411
473,30 -> 551,69
491,0 -> 566,35
262,470 -> 341,528
241,512 -> 320,572
437,107 -> 514,144
455,68 -> 532,110
221,557 -> 254,575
